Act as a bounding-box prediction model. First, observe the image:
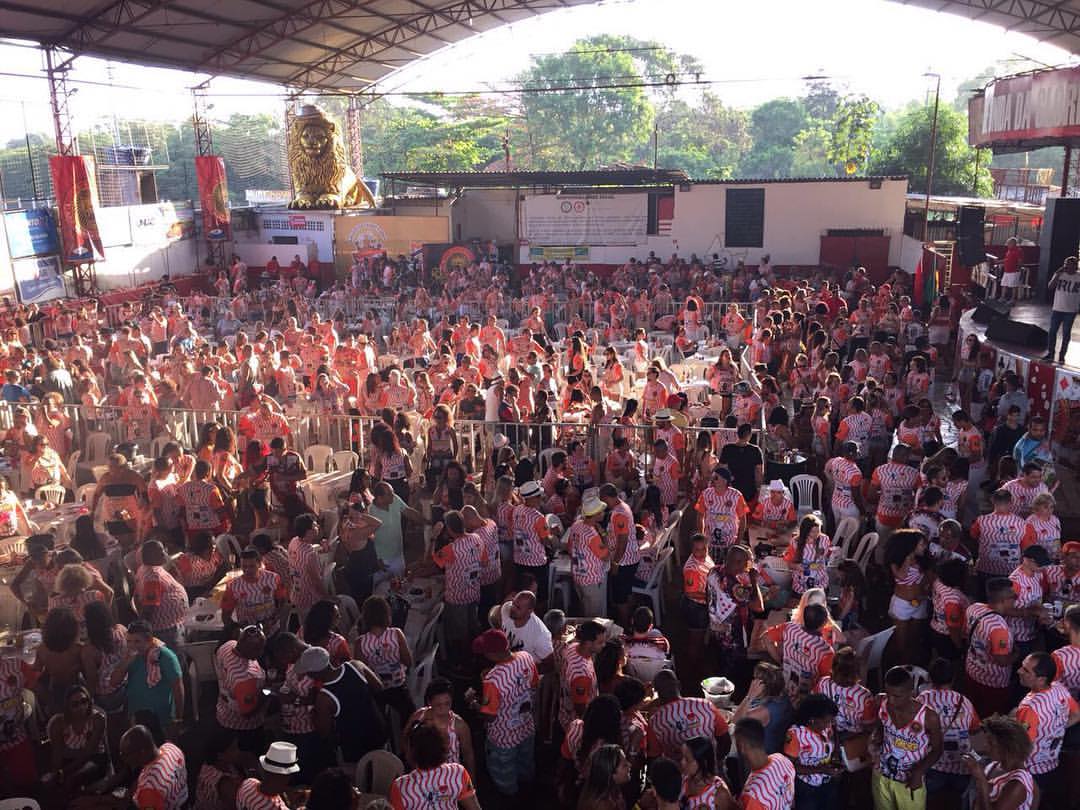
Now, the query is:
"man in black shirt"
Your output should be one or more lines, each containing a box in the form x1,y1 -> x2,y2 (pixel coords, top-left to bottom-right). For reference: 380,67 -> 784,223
720,423 -> 764,503
987,405 -> 1025,469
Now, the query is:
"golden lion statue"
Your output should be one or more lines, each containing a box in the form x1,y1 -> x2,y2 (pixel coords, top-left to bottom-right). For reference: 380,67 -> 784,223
287,104 -> 376,210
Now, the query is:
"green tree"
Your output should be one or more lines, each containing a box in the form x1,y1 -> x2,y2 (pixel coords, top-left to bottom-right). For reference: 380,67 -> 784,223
649,94 -> 750,178
869,102 -> 992,196
827,95 -> 880,174
738,98 -> 807,177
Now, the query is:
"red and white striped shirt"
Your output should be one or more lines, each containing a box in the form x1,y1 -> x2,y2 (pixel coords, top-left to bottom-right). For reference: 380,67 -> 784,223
173,550 -> 223,589
214,640 -> 265,730
568,520 -> 609,587
965,602 -> 1013,688
1054,644 -> 1080,699
784,534 -> 831,595
134,565 -> 188,632
236,778 -> 289,810
479,650 -> 539,748
559,642 -> 597,731
919,687 -> 978,774
942,479 -> 967,521
433,532 -> 487,605
683,554 -> 714,604
279,663 -> 316,735
355,627 -> 407,688
988,769 -> 1035,810
608,500 -> 640,566
877,700 -> 934,782
1016,682 -> 1077,774
390,763 -> 475,810
1042,564 -> 1080,602
696,485 -> 748,552
680,775 -> 729,810
824,457 -> 862,514
287,537 -> 324,614
474,519 -> 501,586
971,512 -> 1026,575
1022,514 -> 1061,561
646,697 -> 729,760
248,412 -> 290,445
871,462 -> 920,526
740,754 -> 795,810
221,569 -> 287,630
0,659 -> 32,750
652,454 -> 681,506
1008,566 -> 1043,642
175,479 -> 226,532
930,580 -> 969,637
512,505 -> 549,567
783,725 -> 834,786
1003,478 -> 1049,518
766,622 -> 835,703
836,412 -> 872,450
133,742 -> 188,810
815,676 -> 874,734
495,501 -> 516,544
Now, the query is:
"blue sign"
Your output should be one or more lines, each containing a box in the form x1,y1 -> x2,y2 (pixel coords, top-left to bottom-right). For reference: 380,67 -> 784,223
12,255 -> 65,303
4,208 -> 59,258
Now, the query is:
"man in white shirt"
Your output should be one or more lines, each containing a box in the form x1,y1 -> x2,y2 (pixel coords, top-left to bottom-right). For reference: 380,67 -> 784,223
1045,256 -> 1080,363
484,376 -> 504,423
496,591 -> 553,670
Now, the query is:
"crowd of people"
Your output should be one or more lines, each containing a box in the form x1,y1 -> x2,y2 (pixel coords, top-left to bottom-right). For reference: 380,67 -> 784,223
0,246 -> 1076,810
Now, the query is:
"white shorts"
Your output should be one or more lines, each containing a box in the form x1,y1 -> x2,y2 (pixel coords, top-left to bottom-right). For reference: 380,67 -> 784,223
1001,271 -> 1021,288
889,594 -> 929,621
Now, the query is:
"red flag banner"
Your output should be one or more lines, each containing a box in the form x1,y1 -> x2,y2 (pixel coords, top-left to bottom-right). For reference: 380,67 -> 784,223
48,155 -> 104,261
195,156 -> 231,240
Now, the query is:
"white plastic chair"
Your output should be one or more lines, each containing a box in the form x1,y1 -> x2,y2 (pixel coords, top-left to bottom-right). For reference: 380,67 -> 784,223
91,465 -> 109,482
409,643 -> 438,709
75,483 -> 96,503
625,655 -> 672,684
414,602 -> 444,659
539,447 -> 559,477
789,475 -> 822,518
855,625 -> 895,689
35,484 -> 65,506
149,434 -> 172,458
353,749 -> 404,794
305,444 -> 335,474
631,547 -> 673,626
852,532 -> 879,573
83,431 -> 112,463
833,516 -> 861,559
66,450 -> 80,482
0,798 -> 41,810
215,533 -> 242,568
332,450 -> 359,472
903,664 -> 930,694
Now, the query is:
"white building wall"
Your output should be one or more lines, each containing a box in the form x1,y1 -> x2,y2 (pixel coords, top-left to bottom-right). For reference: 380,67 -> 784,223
452,188 -> 518,244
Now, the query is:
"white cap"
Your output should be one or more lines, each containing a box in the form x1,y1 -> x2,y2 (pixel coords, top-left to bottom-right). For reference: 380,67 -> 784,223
519,481 -> 543,499
260,741 -> 300,775
768,479 -> 786,493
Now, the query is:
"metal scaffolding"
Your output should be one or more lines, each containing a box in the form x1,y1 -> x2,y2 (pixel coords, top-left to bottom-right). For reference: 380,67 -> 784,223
346,95 -> 364,180
192,81 -> 225,273
45,47 -> 79,157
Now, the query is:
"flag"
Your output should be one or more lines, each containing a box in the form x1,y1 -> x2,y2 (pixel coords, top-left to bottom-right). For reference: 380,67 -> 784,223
195,155 -> 231,240
48,155 -> 104,261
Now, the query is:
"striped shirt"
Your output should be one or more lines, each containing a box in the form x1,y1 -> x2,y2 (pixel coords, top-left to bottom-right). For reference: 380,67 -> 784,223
1003,478 -> 1049,518
646,697 -> 729,760
680,775 -> 729,810
568,520 -> 609,586
248,412 -> 290,445
814,676 -> 874,734
942,480 -> 966,521
134,565 -> 189,632
652,455 -> 681,506
279,663 -> 316,734
1022,514 -> 1061,561
214,640 -> 265,730
133,743 -> 188,810
783,534 -> 831,595
1008,567 -> 1043,642
474,519 -> 501,585
877,700 -> 934,782
824,457 -> 862,514
495,501 -> 516,545
1042,564 -> 1080,602
930,580 -> 969,637
752,494 -> 796,525
683,553 -> 715,604
696,485 -> 748,553
559,642 -> 597,731
766,622 -> 835,703
783,725 -> 834,786
965,603 -> 1013,688
432,532 -> 487,605
94,625 -> 129,695
0,659 -> 32,750
512,504 -> 550,566
988,769 -> 1035,810
836,412 -> 872,451
175,479 -> 226,532
970,512 -> 1026,575
919,687 -> 978,775
174,550 -> 223,588
608,500 -> 640,566
287,537 -> 324,614
221,569 -> 287,630
355,627 -> 407,688
479,650 -> 539,748
390,763 -> 475,810
1016,682 -> 1077,774
739,754 -> 795,810
236,779 -> 289,810
1053,644 -> 1080,699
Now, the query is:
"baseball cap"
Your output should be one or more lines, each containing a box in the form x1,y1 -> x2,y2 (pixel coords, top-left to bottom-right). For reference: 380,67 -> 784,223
471,629 -> 510,657
293,646 -> 330,675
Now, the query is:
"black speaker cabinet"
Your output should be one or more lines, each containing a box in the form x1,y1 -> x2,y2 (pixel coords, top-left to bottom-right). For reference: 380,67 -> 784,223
972,299 -> 1012,324
1039,198 -> 1080,298
957,205 -> 986,266
986,318 -> 1049,348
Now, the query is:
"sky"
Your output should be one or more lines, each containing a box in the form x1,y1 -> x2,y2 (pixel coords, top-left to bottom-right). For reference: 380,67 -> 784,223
0,0 -> 1075,144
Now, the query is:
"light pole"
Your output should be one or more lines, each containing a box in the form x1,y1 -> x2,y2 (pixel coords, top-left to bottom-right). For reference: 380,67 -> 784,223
922,71 -> 941,241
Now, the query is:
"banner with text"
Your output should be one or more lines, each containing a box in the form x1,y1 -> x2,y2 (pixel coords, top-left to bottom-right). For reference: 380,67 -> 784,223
969,65 -> 1080,147
48,155 -> 105,262
3,208 -> 59,258
195,156 -> 232,240
333,215 -> 450,271
523,193 -> 646,246
12,255 -> 65,303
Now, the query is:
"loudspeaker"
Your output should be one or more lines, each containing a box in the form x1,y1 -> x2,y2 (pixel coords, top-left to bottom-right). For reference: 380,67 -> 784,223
957,205 -> 986,266
1040,198 -> 1080,298
972,299 -> 1012,324
987,318 -> 1049,347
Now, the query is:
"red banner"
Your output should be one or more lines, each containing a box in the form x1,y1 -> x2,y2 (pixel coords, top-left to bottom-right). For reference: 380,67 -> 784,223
195,155 -> 231,240
48,155 -> 104,261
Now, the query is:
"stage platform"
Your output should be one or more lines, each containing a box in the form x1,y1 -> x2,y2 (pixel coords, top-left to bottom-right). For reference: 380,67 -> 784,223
959,300 -> 1080,368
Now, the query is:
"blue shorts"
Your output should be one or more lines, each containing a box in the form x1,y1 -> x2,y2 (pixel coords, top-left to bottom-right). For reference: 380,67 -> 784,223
486,734 -> 535,795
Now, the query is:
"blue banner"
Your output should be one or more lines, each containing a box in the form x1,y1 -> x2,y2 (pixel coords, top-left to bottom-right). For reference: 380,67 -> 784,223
12,255 -> 65,303
4,208 -> 59,258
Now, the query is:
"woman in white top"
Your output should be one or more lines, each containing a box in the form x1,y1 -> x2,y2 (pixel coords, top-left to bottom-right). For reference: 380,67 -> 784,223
963,715 -> 1037,810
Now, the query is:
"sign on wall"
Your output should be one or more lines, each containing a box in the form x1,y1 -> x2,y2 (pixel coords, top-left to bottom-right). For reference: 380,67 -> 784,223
129,203 -> 194,246
969,66 -> 1080,147
4,208 -> 59,258
524,194 -> 646,246
96,207 -> 132,248
12,255 -> 65,303
333,215 -> 450,267
528,245 -> 590,261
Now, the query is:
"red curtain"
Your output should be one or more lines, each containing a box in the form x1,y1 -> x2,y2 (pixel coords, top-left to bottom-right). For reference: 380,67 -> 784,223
48,155 -> 104,261
195,156 -> 232,240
